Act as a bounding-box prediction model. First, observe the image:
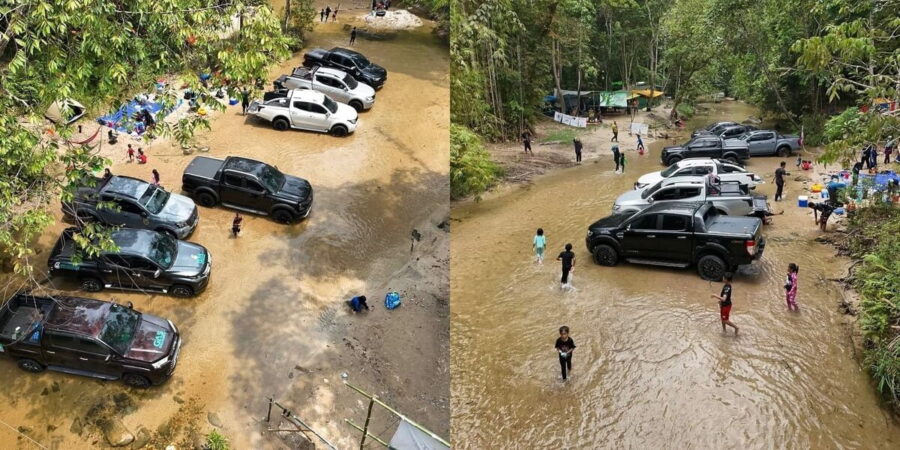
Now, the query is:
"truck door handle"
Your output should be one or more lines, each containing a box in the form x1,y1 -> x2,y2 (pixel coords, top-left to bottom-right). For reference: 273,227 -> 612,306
677,236 -> 687,239
79,357 -> 89,361
646,235 -> 656,238
45,351 -> 55,354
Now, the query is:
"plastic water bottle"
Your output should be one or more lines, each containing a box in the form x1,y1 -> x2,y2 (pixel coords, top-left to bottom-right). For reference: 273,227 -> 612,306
821,189 -> 829,200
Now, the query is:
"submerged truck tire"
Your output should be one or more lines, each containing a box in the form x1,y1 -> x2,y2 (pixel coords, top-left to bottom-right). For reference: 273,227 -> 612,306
273,117 -> 290,131
592,244 -> 619,266
17,359 -> 45,373
697,254 -> 727,281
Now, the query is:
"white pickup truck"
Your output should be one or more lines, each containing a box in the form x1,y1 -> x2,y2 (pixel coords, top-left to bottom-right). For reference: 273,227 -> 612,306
635,158 -> 763,190
274,67 -> 376,111
615,176 -> 767,217
246,89 -> 358,136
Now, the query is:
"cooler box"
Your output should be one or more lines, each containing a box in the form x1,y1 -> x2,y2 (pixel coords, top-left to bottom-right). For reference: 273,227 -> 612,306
798,195 -> 809,207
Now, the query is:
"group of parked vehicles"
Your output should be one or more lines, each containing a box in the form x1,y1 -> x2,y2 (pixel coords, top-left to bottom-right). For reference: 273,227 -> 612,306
585,119 -> 792,280
0,51 -> 372,385
247,47 -> 387,136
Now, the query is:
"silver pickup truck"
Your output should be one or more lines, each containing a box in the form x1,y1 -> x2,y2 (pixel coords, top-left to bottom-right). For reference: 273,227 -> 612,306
728,129 -> 801,157
613,176 -> 766,217
274,67 -> 375,111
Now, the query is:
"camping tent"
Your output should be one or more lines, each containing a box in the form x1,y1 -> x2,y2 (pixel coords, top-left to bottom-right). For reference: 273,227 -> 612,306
45,99 -> 86,125
631,89 -> 664,108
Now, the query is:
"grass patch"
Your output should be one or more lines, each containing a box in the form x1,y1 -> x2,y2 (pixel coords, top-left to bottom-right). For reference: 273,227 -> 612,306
539,128 -> 583,144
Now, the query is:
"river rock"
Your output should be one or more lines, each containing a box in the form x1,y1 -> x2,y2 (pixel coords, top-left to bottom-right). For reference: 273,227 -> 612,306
132,428 -> 151,449
69,417 -> 83,435
100,419 -> 134,447
207,411 -> 224,428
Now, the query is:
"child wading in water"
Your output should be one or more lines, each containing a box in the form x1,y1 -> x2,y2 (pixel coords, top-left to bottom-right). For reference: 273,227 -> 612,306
231,212 -> 243,237
533,228 -> 547,264
555,326 -> 576,381
710,273 -> 739,335
556,243 -> 576,289
784,263 -> 799,310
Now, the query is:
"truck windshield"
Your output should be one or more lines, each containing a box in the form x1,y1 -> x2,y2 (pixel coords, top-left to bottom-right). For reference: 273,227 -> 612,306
343,74 -> 358,89
660,165 -> 681,177
99,304 -> 140,355
351,54 -> 370,68
323,96 -> 338,113
260,166 -> 285,192
149,233 -> 177,268
140,186 -> 170,214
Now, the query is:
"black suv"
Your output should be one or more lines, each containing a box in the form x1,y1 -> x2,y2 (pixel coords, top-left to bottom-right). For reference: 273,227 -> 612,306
586,201 -> 765,280
660,136 -> 750,166
48,228 -> 212,297
302,47 -> 387,89
0,293 -> 181,387
182,156 -> 313,223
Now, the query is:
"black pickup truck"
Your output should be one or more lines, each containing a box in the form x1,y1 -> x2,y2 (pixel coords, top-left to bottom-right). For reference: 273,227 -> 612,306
48,227 -> 212,297
302,47 -> 387,89
586,201 -> 765,280
660,136 -> 750,166
181,156 -> 313,223
0,293 -> 181,387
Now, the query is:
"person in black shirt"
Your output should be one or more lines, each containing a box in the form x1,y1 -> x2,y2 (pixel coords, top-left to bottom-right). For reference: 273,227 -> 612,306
573,138 -> 583,163
555,326 -> 576,380
522,131 -> 533,155
557,243 -> 576,288
710,273 -> 738,334
774,161 -> 790,201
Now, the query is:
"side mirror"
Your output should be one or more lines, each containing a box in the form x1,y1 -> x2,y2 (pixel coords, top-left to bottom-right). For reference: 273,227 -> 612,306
105,354 -> 112,362
153,269 -> 161,278
140,211 -> 148,218
647,196 -> 654,203
625,224 -> 632,231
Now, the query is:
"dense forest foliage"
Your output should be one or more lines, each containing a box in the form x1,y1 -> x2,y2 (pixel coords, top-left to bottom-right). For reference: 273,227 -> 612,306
0,1 -> 309,278
450,0 -> 899,196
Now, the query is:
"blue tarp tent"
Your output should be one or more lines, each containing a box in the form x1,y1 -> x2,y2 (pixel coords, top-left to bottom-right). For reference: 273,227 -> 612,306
98,98 -> 181,134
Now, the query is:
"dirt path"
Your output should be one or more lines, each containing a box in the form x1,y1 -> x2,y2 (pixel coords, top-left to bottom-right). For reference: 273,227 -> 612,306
0,15 -> 448,450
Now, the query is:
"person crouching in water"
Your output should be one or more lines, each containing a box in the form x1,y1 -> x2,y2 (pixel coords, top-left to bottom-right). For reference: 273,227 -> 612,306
232,212 -> 243,237
348,295 -> 369,313
784,263 -> 799,311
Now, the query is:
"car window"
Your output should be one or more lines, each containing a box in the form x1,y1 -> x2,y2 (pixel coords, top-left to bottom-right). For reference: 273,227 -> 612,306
316,76 -> 339,88
630,214 -> 659,230
139,185 -> 169,214
46,334 -> 109,356
104,254 -> 131,268
322,96 -> 338,113
308,103 -> 328,114
719,163 -> 745,173
125,256 -> 157,272
46,333 -> 79,351
673,168 -> 693,177
661,215 -> 689,231
343,74 -> 358,89
223,173 -> 243,188
694,166 -> 712,175
723,128 -> 743,137
681,187 -> 701,197
114,198 -> 143,215
654,188 -> 684,201
244,178 -> 265,192
762,132 -> 775,140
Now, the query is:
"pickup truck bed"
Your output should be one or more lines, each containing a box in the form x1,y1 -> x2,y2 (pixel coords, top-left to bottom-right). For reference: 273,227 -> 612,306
184,156 -> 223,181
706,215 -> 761,236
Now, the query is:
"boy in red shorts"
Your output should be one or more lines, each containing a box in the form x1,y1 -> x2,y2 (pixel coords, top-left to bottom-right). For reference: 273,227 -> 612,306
710,273 -> 738,335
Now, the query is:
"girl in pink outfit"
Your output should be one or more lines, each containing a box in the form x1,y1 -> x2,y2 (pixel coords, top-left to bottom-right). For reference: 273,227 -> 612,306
784,263 -> 799,310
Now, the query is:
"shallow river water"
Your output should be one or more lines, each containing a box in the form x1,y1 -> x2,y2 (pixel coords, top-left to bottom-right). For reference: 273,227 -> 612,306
450,102 -> 900,448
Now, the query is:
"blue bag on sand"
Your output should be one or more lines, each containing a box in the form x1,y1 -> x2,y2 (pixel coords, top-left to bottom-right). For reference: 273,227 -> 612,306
384,292 -> 401,310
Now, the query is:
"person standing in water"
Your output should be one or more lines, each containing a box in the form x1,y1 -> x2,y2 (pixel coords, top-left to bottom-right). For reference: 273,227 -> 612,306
612,144 -> 621,173
636,133 -> 645,154
885,136 -> 895,164
232,212 -> 243,238
710,273 -> 739,335
573,138 -> 583,163
349,27 -> 357,45
618,151 -> 626,174
774,161 -> 789,201
784,263 -> 799,311
522,131 -> 533,155
533,228 -> 547,264
556,243 -> 576,289
611,121 -> 618,142
555,326 -> 576,381
151,169 -> 160,186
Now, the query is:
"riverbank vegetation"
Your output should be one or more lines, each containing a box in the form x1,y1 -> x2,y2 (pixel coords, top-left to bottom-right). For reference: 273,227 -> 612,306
450,0 -> 898,195
844,206 -> 900,410
0,1 -> 309,277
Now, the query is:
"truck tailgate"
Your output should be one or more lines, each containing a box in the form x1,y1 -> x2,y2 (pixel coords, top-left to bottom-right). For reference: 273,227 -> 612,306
184,157 -> 224,181
706,216 -> 760,237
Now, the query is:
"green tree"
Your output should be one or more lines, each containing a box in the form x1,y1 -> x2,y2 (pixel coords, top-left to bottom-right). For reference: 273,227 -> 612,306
0,1 -> 297,278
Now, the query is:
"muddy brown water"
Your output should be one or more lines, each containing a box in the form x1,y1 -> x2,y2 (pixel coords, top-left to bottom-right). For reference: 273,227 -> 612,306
0,18 -> 447,449
450,102 -> 900,448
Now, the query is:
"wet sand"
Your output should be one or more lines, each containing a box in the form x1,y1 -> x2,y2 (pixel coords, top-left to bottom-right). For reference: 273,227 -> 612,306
450,101 -> 900,448
0,15 -> 448,450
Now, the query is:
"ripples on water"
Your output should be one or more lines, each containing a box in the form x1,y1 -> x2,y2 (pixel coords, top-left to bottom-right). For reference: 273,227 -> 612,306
451,103 -> 900,448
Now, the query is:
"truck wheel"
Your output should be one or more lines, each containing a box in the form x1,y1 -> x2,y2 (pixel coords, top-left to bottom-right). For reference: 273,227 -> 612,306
80,277 -> 104,292
666,156 -> 682,166
592,244 -> 619,266
697,254 -> 727,281
157,228 -> 178,239
725,155 -> 740,165
330,125 -> 349,137
196,191 -> 217,207
349,100 -> 364,112
17,359 -> 45,373
273,117 -> 290,131
170,284 -> 194,298
777,146 -> 790,157
272,209 -> 295,224
123,374 -> 151,388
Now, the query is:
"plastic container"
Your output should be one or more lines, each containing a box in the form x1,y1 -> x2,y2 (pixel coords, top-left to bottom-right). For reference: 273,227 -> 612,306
384,292 -> 401,310
821,189 -> 830,200
228,98 -> 239,106
834,207 -> 845,215
810,183 -> 823,193
798,195 -> 809,207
